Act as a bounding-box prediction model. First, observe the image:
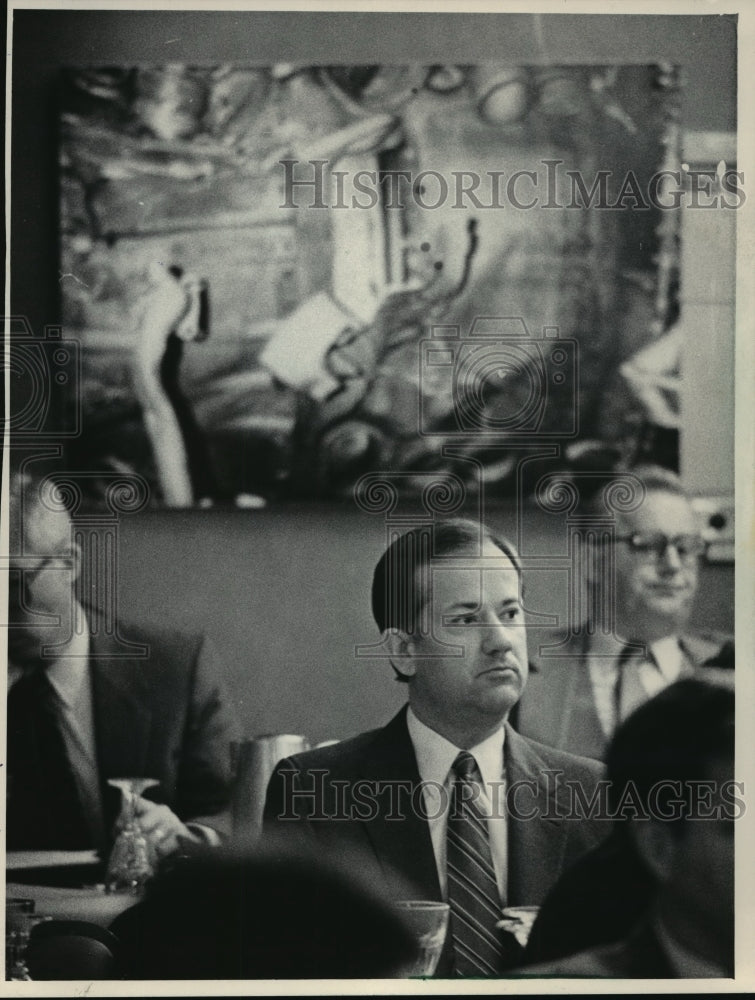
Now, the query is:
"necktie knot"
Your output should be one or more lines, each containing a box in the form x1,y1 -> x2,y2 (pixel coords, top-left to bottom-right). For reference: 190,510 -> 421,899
452,750 -> 480,781
618,642 -> 645,666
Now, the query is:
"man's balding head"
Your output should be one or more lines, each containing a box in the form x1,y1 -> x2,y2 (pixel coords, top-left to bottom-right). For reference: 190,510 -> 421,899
585,466 -> 702,642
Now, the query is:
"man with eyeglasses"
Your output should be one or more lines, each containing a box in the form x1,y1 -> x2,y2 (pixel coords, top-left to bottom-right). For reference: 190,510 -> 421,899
516,465 -> 732,760
4,470 -> 237,855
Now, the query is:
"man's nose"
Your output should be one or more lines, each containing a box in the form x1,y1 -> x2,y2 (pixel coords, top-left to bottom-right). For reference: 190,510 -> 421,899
659,540 -> 684,571
480,610 -> 514,653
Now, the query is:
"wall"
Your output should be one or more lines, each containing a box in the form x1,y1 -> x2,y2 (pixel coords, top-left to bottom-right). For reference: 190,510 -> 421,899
10,10 -> 737,740
114,503 -> 734,743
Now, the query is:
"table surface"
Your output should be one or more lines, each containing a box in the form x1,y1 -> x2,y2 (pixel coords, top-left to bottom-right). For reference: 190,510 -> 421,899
7,850 -> 100,870
7,851 -> 140,928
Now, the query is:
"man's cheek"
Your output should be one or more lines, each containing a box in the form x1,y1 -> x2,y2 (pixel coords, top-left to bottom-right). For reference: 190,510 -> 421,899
635,571 -> 657,591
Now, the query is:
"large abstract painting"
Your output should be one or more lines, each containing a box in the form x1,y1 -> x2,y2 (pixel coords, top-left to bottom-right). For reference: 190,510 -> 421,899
59,63 -> 682,506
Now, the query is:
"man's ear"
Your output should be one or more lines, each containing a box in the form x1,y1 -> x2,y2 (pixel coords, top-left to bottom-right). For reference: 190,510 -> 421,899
584,535 -> 603,590
70,539 -> 82,585
385,629 -> 417,681
630,820 -> 678,885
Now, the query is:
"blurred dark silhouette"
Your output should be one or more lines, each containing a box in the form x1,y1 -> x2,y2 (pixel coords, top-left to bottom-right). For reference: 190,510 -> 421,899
110,846 -> 418,979
522,827 -> 653,965
517,678 -> 735,978
27,920 -> 121,980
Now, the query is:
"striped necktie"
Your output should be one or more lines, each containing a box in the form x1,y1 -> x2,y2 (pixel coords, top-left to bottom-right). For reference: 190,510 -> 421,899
447,750 -> 503,976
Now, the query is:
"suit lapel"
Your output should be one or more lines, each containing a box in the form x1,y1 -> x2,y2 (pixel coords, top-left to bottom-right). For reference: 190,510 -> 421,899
530,631 -> 590,750
358,711 -> 573,904
359,707 -> 442,902
680,632 -> 728,668
90,631 -> 153,785
505,724 -> 569,906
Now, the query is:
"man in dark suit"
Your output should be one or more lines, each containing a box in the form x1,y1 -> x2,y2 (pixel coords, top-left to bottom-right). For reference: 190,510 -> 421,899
517,465 -> 732,759
517,678 -> 736,978
6,471 -> 237,856
264,518 -> 605,977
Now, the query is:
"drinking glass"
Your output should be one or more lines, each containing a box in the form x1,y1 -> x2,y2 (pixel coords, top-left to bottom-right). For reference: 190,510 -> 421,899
105,777 -> 159,894
394,900 -> 450,977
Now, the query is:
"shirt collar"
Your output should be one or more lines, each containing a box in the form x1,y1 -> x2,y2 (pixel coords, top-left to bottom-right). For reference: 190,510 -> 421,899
587,631 -> 683,676
406,705 -> 505,788
649,636 -> 685,682
586,631 -> 626,657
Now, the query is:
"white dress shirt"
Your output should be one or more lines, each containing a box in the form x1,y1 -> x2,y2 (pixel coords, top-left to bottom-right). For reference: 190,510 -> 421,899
406,706 -> 508,903
588,635 -> 693,736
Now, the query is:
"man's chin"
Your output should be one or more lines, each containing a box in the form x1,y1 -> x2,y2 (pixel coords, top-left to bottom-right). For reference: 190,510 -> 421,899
628,605 -> 692,640
647,594 -> 693,617
477,677 -> 522,715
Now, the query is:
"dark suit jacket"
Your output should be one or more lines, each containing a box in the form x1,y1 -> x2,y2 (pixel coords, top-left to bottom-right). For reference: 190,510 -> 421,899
515,629 -> 733,760
515,921 -> 678,978
8,619 -> 237,851
263,706 -> 605,976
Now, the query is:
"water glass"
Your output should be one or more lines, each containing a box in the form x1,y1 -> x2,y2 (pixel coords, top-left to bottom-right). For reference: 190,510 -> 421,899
394,900 -> 450,977
105,777 -> 160,894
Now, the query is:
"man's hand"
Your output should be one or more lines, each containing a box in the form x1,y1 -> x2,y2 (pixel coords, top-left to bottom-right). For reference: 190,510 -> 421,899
119,796 -> 199,860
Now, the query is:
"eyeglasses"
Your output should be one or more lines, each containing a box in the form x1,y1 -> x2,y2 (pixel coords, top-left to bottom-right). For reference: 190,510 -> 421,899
612,533 -> 706,562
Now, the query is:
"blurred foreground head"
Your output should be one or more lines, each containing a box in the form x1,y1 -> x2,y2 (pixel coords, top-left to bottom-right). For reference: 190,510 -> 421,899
112,846 -> 417,979
607,678 -> 735,972
522,677 -> 735,972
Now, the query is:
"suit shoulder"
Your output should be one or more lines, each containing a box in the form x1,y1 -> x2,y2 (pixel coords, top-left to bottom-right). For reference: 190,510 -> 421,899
686,628 -> 732,645
528,630 -> 584,674
520,733 -> 604,780
89,617 -> 208,688
281,726 -> 385,776
118,618 -> 205,651
682,630 -> 734,668
88,611 -> 206,653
